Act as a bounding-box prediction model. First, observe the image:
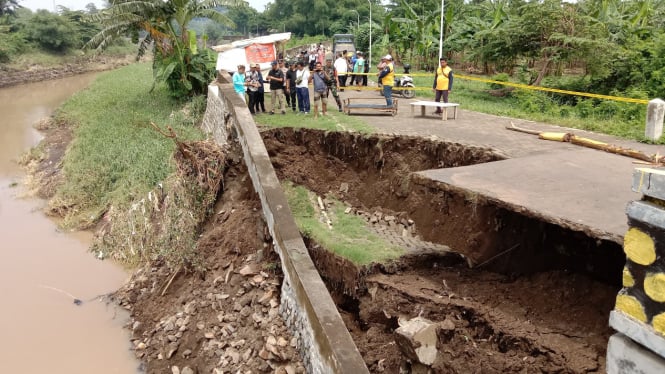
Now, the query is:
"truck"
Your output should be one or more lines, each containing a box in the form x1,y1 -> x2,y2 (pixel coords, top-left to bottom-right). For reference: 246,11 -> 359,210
332,34 -> 356,57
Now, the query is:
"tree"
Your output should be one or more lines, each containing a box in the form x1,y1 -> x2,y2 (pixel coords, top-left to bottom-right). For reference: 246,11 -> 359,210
0,0 -> 21,16
21,9 -> 79,52
87,0 -> 243,98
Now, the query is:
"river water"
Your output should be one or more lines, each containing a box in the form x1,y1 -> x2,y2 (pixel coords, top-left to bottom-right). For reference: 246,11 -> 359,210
0,74 -> 140,373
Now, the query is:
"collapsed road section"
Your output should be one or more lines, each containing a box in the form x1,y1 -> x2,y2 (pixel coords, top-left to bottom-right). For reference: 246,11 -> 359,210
262,127 -> 623,372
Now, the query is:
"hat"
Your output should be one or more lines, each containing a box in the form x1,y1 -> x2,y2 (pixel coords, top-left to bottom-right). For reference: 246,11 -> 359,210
271,61 -> 278,65
383,54 -> 392,60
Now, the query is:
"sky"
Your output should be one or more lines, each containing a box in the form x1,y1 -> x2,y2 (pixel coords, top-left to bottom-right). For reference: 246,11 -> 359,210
20,0 -> 272,12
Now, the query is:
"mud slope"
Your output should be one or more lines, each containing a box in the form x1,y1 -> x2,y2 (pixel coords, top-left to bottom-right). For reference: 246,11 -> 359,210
114,155 -> 305,373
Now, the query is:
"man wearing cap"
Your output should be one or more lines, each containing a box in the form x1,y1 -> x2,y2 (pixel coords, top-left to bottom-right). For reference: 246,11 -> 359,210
377,54 -> 395,108
433,57 -> 453,113
246,63 -> 261,115
267,61 -> 286,115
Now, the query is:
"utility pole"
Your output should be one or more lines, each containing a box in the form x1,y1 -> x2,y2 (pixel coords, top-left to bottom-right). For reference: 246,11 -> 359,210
367,0 -> 372,67
438,0 -> 444,59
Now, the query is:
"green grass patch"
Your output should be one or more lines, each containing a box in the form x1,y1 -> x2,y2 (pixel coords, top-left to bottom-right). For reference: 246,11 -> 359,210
254,103 -> 374,133
407,71 -> 649,142
52,63 -> 204,228
283,182 -> 404,265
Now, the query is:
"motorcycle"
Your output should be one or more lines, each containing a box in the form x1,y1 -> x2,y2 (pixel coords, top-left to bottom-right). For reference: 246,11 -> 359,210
378,63 -> 416,98
395,63 -> 416,98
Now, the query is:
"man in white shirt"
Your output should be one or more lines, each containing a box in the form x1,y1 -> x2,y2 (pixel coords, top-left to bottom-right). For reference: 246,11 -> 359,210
334,52 -> 348,91
295,62 -> 311,114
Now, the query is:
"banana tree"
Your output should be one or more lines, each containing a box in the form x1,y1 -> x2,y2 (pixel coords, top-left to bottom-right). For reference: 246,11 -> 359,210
87,0 -> 241,98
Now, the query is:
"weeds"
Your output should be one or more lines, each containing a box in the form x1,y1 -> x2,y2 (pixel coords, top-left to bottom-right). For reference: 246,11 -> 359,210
39,62 -> 220,268
283,182 -> 404,265
254,107 -> 374,133
51,63 -> 204,228
409,72 -> 650,141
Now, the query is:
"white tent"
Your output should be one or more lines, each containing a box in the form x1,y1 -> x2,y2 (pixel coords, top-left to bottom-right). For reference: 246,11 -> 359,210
214,33 -> 292,73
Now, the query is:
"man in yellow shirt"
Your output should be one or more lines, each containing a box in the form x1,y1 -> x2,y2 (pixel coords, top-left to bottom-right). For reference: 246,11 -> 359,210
377,54 -> 395,107
432,57 -> 453,114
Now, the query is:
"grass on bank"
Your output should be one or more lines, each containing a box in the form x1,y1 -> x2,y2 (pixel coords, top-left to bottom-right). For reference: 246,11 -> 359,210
5,41 -> 137,70
254,104 -> 375,133
52,63 -> 205,228
283,182 -> 404,265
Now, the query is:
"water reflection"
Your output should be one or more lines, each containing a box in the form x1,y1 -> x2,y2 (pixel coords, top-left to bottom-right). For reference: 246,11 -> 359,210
0,74 -> 140,373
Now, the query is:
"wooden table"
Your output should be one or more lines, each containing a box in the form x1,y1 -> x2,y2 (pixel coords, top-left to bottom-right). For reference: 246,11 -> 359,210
410,101 -> 460,121
344,97 -> 398,116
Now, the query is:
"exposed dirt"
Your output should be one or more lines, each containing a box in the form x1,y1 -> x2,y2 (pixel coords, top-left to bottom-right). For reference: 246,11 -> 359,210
20,118 -> 71,199
113,160 -> 305,373
0,54 -> 134,88
262,128 -> 621,373
27,114 -> 624,373
25,120 -> 305,373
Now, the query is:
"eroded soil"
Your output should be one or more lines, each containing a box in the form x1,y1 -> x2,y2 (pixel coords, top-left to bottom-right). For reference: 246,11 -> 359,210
28,114 -> 623,373
27,124 -> 305,373
263,128 -> 621,373
112,158 -> 305,373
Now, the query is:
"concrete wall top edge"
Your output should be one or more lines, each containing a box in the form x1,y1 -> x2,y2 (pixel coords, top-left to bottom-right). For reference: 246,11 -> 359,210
213,72 -> 370,373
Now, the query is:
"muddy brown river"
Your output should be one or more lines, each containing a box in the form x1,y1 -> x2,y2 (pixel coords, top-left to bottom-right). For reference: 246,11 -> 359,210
0,74 -> 140,373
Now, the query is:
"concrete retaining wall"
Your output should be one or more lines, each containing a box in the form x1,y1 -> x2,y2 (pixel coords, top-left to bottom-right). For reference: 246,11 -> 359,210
201,78 -> 369,374
607,167 -> 665,372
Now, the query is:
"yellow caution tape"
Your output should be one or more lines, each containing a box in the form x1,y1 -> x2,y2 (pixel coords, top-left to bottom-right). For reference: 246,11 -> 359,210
347,72 -> 649,104
455,74 -> 649,104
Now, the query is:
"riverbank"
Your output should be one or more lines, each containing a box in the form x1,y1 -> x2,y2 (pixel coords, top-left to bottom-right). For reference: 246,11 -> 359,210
0,53 -> 135,89
23,64 -> 304,372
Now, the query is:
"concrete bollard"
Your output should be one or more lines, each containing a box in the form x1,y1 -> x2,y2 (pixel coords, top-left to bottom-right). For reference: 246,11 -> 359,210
645,98 -> 665,141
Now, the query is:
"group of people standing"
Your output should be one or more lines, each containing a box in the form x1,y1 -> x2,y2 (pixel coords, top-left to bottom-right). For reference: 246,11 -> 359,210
333,50 -> 370,90
231,51 -> 455,114
231,53 -> 344,117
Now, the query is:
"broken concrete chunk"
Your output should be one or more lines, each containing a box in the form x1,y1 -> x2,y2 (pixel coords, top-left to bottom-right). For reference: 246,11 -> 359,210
394,316 -> 439,366
440,318 -> 455,331
239,264 -> 259,276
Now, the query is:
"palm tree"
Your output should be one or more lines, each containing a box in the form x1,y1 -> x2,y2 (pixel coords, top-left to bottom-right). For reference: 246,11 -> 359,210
0,0 -> 22,16
86,0 -> 243,97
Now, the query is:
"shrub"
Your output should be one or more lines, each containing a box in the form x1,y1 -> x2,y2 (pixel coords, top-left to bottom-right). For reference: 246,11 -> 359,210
489,73 -> 510,90
21,10 -> 79,52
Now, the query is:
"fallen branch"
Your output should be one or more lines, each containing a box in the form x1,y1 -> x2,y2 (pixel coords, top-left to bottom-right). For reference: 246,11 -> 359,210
161,266 -> 181,296
506,122 -> 662,164
39,284 -> 83,305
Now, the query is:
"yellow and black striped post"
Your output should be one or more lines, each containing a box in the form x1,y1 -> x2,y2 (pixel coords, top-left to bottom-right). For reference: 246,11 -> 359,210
607,167 -> 665,372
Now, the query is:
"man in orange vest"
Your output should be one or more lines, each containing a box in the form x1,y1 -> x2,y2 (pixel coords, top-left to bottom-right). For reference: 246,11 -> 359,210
432,57 -> 453,114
